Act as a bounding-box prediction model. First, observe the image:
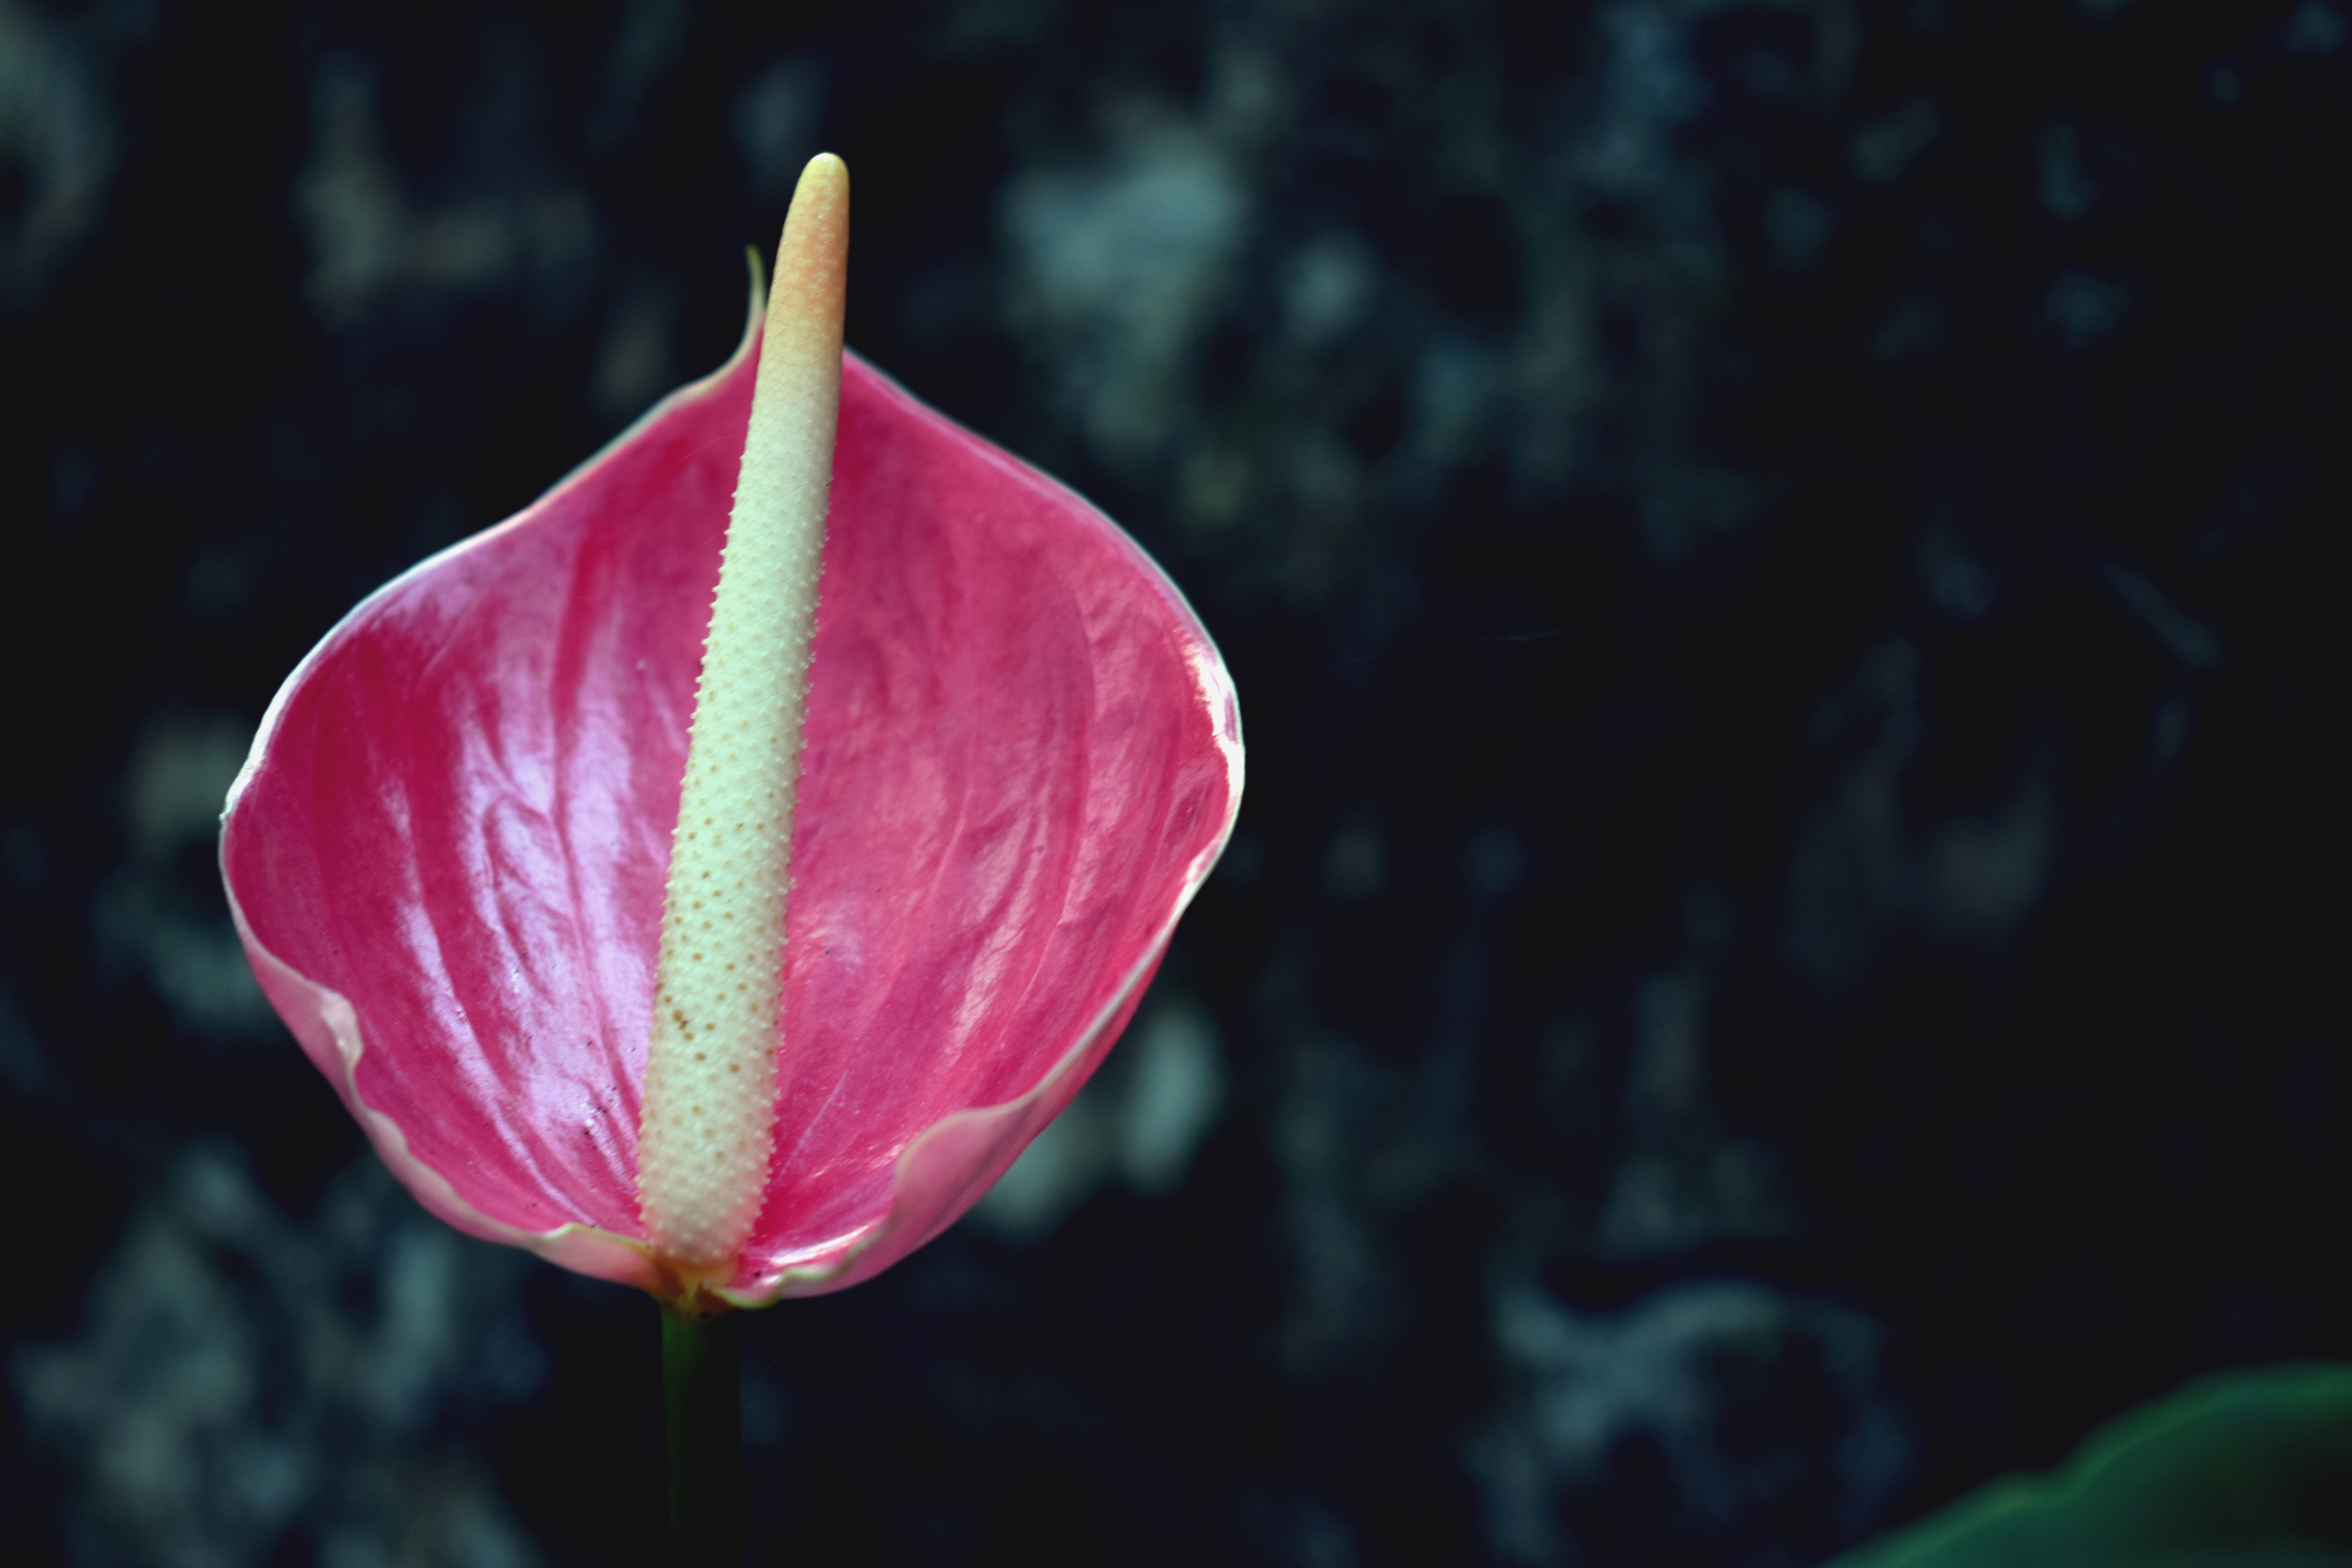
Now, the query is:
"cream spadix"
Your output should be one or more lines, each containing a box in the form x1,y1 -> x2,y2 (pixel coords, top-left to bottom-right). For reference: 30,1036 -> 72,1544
635,154 -> 849,1275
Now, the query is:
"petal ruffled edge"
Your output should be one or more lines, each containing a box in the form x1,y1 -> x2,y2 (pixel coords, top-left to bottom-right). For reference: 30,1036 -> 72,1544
226,883 -> 669,1289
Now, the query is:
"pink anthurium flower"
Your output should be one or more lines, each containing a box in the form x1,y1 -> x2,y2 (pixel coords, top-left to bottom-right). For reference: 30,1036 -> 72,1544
220,157 -> 1242,1312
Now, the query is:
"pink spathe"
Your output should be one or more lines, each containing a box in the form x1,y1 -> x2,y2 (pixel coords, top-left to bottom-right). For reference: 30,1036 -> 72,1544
220,306 -> 1242,1306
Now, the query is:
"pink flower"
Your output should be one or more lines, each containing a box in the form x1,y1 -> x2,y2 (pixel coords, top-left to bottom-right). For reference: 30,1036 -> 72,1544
220,289 -> 1242,1307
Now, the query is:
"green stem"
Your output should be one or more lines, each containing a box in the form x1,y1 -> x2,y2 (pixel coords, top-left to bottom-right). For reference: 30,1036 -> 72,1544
661,1299 -> 744,1567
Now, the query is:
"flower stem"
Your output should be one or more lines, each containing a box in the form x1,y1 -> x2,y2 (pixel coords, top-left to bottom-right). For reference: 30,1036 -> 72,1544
660,1299 -> 744,1566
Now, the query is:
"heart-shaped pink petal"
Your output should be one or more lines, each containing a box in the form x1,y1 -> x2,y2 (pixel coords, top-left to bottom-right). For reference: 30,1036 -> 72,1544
221,312 -> 1241,1304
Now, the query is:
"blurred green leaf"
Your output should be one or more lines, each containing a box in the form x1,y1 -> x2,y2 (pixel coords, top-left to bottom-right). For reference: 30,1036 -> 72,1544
1829,1364 -> 2352,1568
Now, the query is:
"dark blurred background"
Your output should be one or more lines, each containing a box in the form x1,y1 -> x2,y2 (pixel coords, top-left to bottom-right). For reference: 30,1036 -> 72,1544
4,0 -> 2348,1563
